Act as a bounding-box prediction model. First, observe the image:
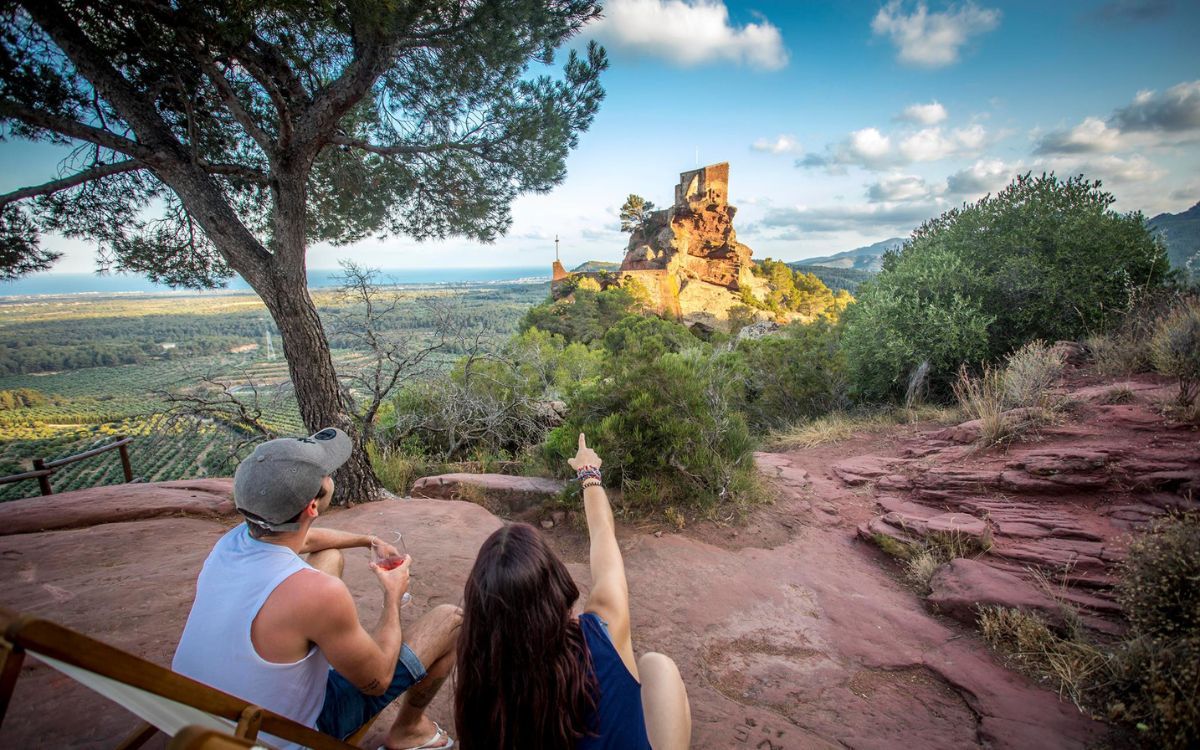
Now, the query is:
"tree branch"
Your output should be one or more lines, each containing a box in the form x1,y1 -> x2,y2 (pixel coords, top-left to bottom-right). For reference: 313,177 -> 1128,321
0,159 -> 144,208
189,44 -> 277,160
197,161 -> 269,185
21,2 -> 179,153
0,100 -> 152,158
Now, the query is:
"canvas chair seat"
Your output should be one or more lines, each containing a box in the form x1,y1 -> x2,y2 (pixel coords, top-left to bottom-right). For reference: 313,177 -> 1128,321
0,607 -> 377,750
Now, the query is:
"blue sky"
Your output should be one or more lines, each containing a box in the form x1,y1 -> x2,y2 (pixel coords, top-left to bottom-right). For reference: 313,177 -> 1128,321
3,0 -> 1199,275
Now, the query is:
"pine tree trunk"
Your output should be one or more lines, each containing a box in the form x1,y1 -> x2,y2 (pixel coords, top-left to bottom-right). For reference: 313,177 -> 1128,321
259,274 -> 381,506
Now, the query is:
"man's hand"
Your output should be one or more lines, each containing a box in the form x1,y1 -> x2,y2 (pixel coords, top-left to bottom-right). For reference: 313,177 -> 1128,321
567,432 -> 602,471
370,554 -> 411,603
369,536 -> 401,559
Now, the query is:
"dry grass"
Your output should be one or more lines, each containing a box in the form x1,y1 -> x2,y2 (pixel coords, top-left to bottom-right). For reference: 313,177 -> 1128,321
1002,340 -> 1066,409
769,405 -> 959,450
1099,386 -> 1136,405
977,606 -> 1107,711
1086,332 -> 1151,377
904,550 -> 942,591
368,443 -> 435,495
952,341 -> 1066,448
1149,298 -> 1200,408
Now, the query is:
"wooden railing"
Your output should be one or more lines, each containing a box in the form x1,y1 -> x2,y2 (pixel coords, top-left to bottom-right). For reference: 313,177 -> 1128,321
0,436 -> 134,497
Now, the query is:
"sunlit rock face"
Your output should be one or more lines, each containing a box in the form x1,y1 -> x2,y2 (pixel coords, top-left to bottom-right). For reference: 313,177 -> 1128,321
557,163 -> 774,330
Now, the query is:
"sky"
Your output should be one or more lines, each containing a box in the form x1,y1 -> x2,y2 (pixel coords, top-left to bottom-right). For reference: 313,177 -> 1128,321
2,0 -> 1199,276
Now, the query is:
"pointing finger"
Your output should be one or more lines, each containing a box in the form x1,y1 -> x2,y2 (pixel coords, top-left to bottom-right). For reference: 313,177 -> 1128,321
578,432 -> 587,451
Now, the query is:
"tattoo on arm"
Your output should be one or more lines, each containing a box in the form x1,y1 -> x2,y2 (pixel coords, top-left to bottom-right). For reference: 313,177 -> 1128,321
361,677 -> 381,693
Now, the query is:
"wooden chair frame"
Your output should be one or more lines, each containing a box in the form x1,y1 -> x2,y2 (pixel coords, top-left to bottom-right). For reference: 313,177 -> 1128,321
0,607 -> 379,749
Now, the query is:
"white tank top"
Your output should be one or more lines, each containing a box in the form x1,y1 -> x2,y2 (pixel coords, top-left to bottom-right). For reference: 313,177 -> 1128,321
173,525 -> 330,749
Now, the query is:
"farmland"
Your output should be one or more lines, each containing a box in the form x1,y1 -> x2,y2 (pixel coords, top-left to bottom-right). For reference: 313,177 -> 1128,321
0,281 -> 547,501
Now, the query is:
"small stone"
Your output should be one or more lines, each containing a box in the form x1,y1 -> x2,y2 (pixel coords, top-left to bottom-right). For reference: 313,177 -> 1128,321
654,530 -> 663,538
540,519 -> 554,529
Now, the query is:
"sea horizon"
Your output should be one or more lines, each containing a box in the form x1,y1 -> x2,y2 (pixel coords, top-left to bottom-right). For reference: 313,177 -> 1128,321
0,266 -> 551,298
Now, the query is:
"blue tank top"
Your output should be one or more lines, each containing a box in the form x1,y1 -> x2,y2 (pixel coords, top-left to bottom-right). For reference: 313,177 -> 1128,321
576,612 -> 652,750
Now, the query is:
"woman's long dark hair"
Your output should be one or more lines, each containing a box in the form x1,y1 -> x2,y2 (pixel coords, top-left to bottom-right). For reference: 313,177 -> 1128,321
454,522 -> 598,749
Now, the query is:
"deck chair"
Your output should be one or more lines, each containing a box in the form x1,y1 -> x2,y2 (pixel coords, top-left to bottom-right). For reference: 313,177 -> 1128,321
170,725 -> 261,749
0,607 -> 380,749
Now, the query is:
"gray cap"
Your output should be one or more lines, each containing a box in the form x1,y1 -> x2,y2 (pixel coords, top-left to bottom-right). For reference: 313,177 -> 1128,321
234,427 -> 352,532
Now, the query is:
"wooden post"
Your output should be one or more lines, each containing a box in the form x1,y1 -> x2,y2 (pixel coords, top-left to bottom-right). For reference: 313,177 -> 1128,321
234,705 -> 263,741
0,643 -> 26,728
31,459 -> 52,496
114,721 -> 159,750
117,435 -> 134,482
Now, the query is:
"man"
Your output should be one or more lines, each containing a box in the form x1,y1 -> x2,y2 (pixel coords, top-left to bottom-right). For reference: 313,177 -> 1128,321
173,428 -> 458,750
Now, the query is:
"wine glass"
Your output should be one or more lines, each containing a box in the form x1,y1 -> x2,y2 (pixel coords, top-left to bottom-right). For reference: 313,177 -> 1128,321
371,531 -> 412,606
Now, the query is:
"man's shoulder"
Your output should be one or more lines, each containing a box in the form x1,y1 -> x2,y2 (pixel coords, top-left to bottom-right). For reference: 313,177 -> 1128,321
269,567 -> 354,616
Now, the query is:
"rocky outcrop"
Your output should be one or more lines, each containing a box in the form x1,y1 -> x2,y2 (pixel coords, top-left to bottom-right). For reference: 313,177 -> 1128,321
843,373 -> 1199,632
410,473 -> 565,514
0,478 -> 236,535
556,163 -> 775,330
927,558 -> 1068,628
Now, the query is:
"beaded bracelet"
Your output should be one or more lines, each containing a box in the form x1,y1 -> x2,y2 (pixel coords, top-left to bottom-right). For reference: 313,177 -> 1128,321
576,466 -> 602,484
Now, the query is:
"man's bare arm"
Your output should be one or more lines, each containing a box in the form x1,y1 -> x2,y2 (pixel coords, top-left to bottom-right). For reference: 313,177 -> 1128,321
301,573 -> 403,695
300,527 -> 374,554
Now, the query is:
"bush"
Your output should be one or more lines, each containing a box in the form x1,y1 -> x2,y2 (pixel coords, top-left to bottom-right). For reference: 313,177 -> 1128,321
841,242 -> 993,401
1116,514 -> 1200,641
546,345 -> 762,519
386,328 -> 601,460
519,286 -> 641,344
1150,298 -> 1200,406
1002,340 -> 1065,409
730,321 -> 848,431
843,173 -> 1172,401
1107,514 -> 1200,748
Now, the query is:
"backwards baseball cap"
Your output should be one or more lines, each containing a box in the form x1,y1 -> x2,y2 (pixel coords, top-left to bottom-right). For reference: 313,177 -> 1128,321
234,427 -> 352,532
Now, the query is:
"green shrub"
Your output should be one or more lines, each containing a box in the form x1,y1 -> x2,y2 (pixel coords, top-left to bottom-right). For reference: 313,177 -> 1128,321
546,345 -> 761,519
843,173 -> 1171,401
1150,299 -> 1200,406
731,321 -> 847,431
386,328 -> 601,460
519,286 -> 641,344
841,242 -> 993,401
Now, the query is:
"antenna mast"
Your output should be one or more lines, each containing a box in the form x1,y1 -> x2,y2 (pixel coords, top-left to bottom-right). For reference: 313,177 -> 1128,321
555,235 -> 560,262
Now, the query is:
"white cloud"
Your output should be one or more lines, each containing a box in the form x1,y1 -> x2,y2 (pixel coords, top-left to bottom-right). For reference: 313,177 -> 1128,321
896,101 -> 948,125
872,1 -> 1001,68
801,124 -> 987,171
1031,153 -> 1166,186
899,125 -> 988,162
589,0 -> 788,70
866,174 -> 941,202
847,127 -> 893,162
945,159 -> 1014,195
751,134 -> 801,154
1034,117 -> 1124,154
1111,80 -> 1200,133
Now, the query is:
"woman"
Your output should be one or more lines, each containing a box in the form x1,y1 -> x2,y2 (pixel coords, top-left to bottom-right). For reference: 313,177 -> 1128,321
454,433 -> 691,749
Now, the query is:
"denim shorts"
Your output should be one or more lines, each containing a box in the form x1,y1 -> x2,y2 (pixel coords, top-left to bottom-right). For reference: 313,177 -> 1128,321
316,644 -> 428,739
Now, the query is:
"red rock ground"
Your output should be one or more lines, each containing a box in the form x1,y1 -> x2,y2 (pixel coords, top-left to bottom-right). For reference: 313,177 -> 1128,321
1,370 -> 1193,748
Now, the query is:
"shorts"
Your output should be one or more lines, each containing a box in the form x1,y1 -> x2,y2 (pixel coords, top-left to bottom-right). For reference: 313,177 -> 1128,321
316,644 -> 428,739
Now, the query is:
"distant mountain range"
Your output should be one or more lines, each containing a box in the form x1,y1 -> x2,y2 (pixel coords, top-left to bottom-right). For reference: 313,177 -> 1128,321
788,238 -> 905,273
1148,202 -> 1200,272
